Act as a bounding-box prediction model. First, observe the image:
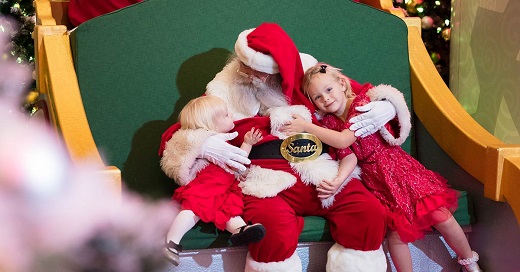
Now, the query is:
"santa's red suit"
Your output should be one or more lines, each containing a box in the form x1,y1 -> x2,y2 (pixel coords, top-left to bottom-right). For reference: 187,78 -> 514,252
160,23 -> 411,272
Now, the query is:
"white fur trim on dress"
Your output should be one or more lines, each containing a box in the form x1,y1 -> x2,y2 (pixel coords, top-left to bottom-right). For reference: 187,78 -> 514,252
326,244 -> 387,272
291,154 -> 361,208
367,84 -> 411,146
245,251 -> 302,272
239,165 -> 297,198
267,105 -> 312,139
160,128 -> 212,186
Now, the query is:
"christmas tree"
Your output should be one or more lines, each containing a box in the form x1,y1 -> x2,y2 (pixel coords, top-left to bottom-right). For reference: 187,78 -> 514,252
1,0 -> 34,65
393,0 -> 451,85
1,0 -> 36,112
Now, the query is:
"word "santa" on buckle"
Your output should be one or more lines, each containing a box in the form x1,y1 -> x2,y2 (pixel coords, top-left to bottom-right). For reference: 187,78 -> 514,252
280,133 -> 323,162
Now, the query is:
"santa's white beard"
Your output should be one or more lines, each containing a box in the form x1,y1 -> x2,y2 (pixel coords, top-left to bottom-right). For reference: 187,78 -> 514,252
233,72 -> 288,117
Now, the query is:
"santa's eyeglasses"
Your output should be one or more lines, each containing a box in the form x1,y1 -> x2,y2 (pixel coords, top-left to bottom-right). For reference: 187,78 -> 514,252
236,62 -> 271,82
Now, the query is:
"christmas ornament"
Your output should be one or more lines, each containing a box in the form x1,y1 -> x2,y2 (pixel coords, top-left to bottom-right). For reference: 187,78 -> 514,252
430,52 -> 441,64
441,28 -> 451,41
421,16 -> 434,29
406,1 -> 418,14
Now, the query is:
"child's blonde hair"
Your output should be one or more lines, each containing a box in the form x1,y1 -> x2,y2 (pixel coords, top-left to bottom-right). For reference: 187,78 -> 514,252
179,96 -> 228,131
302,63 -> 355,100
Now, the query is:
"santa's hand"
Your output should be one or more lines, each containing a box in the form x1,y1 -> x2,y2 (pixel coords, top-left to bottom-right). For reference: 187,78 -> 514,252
349,100 -> 396,137
201,132 -> 250,173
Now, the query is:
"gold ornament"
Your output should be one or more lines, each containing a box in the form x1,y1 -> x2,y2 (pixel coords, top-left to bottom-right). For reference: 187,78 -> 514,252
406,2 -> 418,14
441,28 -> 451,41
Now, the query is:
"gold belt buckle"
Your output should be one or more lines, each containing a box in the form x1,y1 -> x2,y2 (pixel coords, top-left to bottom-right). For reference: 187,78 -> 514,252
280,133 -> 323,162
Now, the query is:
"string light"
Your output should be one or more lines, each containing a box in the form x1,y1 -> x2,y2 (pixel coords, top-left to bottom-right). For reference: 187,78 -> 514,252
394,0 -> 451,84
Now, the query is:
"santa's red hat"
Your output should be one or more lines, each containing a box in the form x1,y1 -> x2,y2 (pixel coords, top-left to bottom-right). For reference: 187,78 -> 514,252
235,28 -> 317,75
234,23 -> 318,115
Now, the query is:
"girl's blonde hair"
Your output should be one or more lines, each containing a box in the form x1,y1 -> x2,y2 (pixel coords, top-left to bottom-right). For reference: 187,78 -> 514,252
179,96 -> 228,131
302,62 -> 355,100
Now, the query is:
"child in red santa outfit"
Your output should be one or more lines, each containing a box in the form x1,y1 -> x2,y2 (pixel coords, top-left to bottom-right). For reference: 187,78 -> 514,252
283,63 -> 482,272
162,95 -> 266,266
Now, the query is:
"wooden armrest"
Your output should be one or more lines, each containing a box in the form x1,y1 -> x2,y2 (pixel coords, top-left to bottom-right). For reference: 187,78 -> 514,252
34,0 -> 121,193
406,20 -> 520,222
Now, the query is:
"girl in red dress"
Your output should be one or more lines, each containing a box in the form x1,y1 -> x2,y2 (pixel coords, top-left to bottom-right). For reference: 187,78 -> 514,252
163,96 -> 265,266
283,63 -> 482,272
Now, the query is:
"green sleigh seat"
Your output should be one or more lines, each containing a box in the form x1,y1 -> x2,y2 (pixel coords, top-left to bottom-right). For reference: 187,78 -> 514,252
62,0 -> 472,250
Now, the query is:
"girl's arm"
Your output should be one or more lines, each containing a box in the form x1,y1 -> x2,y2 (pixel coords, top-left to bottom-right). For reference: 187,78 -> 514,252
335,153 -> 358,182
316,153 -> 358,198
282,114 -> 356,149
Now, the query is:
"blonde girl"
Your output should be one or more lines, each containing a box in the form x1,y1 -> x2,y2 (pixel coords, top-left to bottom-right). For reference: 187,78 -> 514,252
283,63 -> 481,272
163,96 -> 265,266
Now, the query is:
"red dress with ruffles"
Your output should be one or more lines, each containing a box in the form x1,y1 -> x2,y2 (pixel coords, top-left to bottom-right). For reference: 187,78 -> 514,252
173,163 -> 244,231
321,90 -> 459,243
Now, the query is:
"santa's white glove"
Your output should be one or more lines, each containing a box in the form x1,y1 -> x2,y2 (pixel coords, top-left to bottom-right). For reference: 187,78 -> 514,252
349,100 -> 396,138
201,132 -> 250,173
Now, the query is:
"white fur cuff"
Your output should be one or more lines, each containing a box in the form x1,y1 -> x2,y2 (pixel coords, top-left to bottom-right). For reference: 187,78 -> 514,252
367,84 -> 411,146
239,165 -> 296,198
245,251 -> 302,272
160,128 -> 213,186
326,244 -> 387,272
320,166 -> 361,209
267,105 -> 312,139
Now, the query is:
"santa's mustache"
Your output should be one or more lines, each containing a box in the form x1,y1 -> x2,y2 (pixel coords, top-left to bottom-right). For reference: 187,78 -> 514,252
234,73 -> 288,109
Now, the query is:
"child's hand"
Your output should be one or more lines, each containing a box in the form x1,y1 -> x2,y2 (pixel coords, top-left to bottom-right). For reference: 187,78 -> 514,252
281,114 -> 307,135
316,178 -> 343,199
244,128 -> 263,145
236,168 -> 250,182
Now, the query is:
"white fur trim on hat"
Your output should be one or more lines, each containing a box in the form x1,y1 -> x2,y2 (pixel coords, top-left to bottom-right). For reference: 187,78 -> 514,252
326,244 -> 387,272
245,251 -> 302,272
235,28 -> 279,74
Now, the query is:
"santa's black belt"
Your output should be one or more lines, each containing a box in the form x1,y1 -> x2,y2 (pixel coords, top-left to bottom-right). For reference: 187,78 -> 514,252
248,139 -> 329,160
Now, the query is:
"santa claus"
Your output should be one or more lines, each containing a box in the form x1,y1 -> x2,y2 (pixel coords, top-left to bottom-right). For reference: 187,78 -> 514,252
159,23 -> 411,272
